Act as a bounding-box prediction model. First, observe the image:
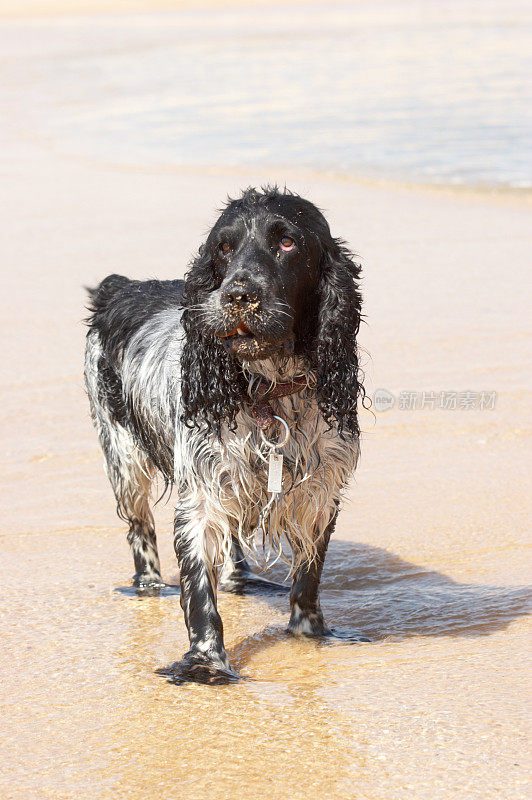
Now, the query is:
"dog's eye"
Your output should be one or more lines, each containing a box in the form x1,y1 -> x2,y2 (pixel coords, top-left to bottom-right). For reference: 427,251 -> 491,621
220,242 -> 231,254
279,236 -> 295,252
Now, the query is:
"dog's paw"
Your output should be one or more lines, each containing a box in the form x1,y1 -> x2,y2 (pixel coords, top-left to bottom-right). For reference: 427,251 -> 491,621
134,572 -> 166,589
155,655 -> 241,686
288,610 -> 370,643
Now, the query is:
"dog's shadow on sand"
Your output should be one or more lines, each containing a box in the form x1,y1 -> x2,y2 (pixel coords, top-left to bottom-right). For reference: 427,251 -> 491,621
320,540 -> 530,639
225,539 -> 531,667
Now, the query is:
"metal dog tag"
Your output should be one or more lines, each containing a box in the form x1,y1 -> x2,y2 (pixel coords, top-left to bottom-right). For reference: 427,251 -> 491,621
267,452 -> 283,493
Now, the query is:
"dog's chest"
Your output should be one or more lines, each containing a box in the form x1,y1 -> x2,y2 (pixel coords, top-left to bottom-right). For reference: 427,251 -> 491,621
220,394 -> 357,527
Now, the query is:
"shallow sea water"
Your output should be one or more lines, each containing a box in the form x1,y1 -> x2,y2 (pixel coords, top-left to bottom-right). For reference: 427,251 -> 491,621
1,0 -> 531,187
2,523 -> 530,799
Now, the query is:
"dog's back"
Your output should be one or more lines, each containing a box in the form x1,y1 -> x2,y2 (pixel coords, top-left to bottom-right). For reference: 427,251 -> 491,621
87,274 -> 185,358
85,273 -> 186,473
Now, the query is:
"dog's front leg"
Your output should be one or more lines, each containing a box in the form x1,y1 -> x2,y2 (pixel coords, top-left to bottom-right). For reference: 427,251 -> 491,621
288,509 -> 370,643
288,512 -> 336,637
157,513 -> 239,685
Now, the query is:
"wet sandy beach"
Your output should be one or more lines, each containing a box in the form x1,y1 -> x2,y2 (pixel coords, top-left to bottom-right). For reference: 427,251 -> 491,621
1,4 -> 531,799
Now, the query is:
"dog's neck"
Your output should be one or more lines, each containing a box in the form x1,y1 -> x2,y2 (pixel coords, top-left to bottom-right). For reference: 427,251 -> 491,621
239,356 -> 314,430
241,356 -> 311,386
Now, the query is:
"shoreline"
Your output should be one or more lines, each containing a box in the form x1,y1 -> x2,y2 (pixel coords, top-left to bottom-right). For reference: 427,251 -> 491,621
1,0 -> 377,19
8,130 -> 532,209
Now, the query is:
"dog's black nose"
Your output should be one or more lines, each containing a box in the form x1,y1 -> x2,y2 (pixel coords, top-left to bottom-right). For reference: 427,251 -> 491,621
221,283 -> 260,308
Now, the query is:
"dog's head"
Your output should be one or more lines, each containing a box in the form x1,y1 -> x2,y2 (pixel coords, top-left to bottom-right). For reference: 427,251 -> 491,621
181,187 -> 363,436
193,189 -> 325,360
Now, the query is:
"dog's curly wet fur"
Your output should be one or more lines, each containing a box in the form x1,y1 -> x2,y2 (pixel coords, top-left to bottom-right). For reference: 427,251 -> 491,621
85,187 -> 366,684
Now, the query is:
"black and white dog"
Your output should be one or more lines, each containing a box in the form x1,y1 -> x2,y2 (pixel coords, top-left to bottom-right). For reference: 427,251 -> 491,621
85,187 -> 365,684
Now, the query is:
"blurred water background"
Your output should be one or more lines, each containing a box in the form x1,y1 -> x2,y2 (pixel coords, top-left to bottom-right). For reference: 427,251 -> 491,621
2,0 -> 531,190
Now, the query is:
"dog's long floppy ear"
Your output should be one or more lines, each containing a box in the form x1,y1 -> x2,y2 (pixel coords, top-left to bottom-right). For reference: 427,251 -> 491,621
311,238 -> 364,438
180,246 -> 243,435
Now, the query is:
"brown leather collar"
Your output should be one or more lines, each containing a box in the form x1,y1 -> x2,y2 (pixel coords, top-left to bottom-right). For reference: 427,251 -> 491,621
244,375 -> 309,429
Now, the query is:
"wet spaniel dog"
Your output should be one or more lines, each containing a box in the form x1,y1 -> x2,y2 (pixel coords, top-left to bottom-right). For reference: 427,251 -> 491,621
85,187 -> 365,684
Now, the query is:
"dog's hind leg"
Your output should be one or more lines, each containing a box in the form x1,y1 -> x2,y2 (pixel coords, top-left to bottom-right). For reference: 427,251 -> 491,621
120,451 -> 163,589
100,424 -> 164,588
85,360 -> 163,587
219,536 -> 287,595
